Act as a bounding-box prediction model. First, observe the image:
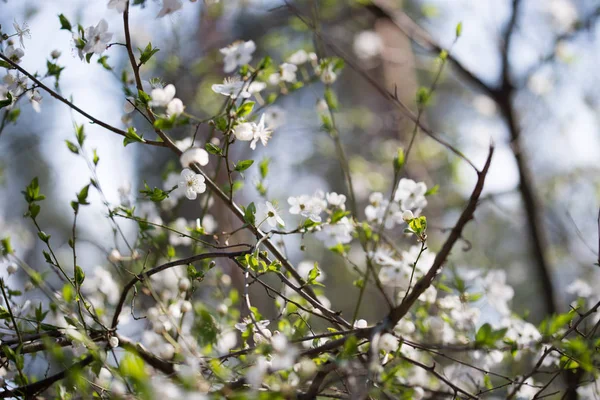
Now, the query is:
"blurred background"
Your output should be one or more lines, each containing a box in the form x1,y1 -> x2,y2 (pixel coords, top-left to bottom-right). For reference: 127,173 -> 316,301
1,0 -> 600,349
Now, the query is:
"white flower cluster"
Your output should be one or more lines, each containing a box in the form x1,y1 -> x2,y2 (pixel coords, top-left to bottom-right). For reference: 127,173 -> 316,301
365,178 -> 428,229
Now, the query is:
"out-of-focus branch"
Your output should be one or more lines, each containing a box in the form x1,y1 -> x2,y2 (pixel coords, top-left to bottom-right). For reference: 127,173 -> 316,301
368,0 -> 558,317
496,0 -> 558,316
0,355 -> 94,399
284,1 -> 478,172
368,0 -> 497,99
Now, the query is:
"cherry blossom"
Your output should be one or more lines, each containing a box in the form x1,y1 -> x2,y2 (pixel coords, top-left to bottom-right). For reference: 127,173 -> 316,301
83,19 -> 112,55
220,40 -> 256,73
177,168 -> 206,200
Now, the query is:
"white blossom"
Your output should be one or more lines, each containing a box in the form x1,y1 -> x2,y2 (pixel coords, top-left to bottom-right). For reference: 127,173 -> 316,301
394,178 -> 427,211
353,30 -> 383,60
83,19 -> 112,55
376,333 -> 399,353
482,270 -> 514,315
211,77 -> 250,99
248,81 -> 266,94
279,63 -> 298,83
326,192 -> 346,209
315,217 -> 353,247
234,121 -> 254,141
177,168 -> 206,200
6,263 -> 18,275
220,40 -> 256,73
288,194 -> 325,222
150,84 -> 176,107
250,114 -> 272,150
257,201 -> 285,228
28,89 -> 42,113
263,106 -> 286,129
166,98 -> 185,116
318,63 -> 337,84
109,336 -> 119,348
4,45 -> 24,64
180,148 -> 209,168
288,49 -> 309,65
566,278 -> 592,298
12,20 -> 31,48
157,0 -> 183,18
217,331 -> 237,355
107,0 -> 128,13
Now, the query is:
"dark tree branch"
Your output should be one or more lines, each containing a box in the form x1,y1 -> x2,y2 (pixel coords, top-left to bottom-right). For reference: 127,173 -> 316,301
368,0 -> 557,318
0,355 -> 94,399
386,145 -> 494,327
0,53 -> 168,148
110,250 -> 251,329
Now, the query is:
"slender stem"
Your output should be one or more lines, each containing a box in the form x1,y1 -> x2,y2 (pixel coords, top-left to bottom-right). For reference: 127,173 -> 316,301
0,53 -> 167,148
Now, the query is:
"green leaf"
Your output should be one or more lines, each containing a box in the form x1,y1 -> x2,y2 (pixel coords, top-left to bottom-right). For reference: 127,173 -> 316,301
97,55 -> 112,70
234,159 -> 254,172
0,307 -> 10,320
28,203 -> 41,219
456,22 -> 463,37
236,101 -> 255,118
408,216 -> 427,235
58,14 -> 72,31
214,117 -> 228,132
243,202 -> 256,225
62,283 -> 74,303
425,185 -> 439,196
7,108 -> 20,123
46,60 -> 65,79
65,140 -> 79,154
324,87 -> 338,110
37,231 -> 51,243
475,323 -> 507,347
123,127 -> 145,147
75,265 -> 85,285
1,237 -> 13,256
416,87 -> 431,107
92,149 -> 99,165
153,117 -> 174,130
258,56 -> 272,70
539,312 -> 576,337
77,184 -> 90,205
0,92 -> 13,110
259,158 -> 270,179
393,148 -> 405,172
138,42 -> 160,65
120,351 -> 148,382
331,209 -> 350,224
75,124 -> 85,146
140,182 -> 169,202
137,89 -> 151,105
205,143 -> 223,156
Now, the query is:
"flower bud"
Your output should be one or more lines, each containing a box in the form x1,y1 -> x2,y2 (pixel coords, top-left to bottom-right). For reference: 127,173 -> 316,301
402,210 -> 414,222
393,147 -> 405,173
178,278 -> 191,292
6,263 -> 18,275
109,336 -> 119,348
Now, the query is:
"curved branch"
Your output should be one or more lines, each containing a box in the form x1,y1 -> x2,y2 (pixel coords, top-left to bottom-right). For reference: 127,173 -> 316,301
110,250 -> 251,329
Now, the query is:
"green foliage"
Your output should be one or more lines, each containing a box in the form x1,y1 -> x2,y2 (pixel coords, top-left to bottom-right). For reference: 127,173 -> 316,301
138,42 -> 160,65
